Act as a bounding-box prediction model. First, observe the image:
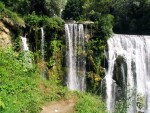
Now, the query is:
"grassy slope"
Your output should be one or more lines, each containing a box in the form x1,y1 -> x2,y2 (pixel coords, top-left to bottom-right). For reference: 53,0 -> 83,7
0,48 -> 107,113
75,93 -> 107,113
0,2 -> 25,27
0,48 -> 68,113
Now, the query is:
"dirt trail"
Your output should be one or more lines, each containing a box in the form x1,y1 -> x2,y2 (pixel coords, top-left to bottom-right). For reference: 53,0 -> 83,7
40,98 -> 76,113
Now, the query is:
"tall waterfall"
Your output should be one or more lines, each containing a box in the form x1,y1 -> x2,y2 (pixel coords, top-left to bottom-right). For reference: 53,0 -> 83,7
106,34 -> 150,113
21,36 -> 29,51
41,27 -> 45,62
41,27 -> 46,78
65,24 -> 86,91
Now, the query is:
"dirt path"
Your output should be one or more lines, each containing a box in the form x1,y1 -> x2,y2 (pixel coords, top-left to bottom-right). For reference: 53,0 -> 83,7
40,98 -> 76,113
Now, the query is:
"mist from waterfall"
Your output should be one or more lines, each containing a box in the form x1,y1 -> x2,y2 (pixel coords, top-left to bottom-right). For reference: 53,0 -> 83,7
65,24 -> 86,91
105,34 -> 150,113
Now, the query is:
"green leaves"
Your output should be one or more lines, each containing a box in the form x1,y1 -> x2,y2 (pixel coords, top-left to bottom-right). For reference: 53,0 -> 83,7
42,16 -> 64,29
63,0 -> 84,20
99,14 -> 114,38
75,93 -> 107,113
25,12 -> 40,26
0,0 -> 30,15
0,97 -> 5,110
0,2 -> 25,27
25,13 -> 64,29
112,0 -> 150,34
0,48 -> 38,112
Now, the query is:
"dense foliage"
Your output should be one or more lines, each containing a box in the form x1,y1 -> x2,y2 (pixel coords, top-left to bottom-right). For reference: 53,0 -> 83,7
63,0 -> 84,20
112,0 -> 150,34
0,48 -> 70,112
0,0 -> 67,16
63,0 -> 150,34
1,0 -> 150,112
0,2 -> 25,27
0,49 -> 39,112
0,0 -> 30,15
0,48 -> 107,112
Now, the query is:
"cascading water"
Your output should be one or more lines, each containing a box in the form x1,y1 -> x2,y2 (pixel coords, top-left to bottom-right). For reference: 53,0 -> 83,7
105,34 -> 150,113
41,27 -> 45,63
65,24 -> 86,91
21,36 -> 29,51
41,27 -> 46,78
21,35 -> 32,68
60,9 -> 63,18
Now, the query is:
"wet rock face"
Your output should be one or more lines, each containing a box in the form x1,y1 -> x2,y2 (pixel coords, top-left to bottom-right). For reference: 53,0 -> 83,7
0,21 -> 12,48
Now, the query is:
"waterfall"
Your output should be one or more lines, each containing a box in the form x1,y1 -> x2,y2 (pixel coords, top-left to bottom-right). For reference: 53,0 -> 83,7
41,27 -> 45,62
21,36 -> 32,68
60,9 -> 63,18
105,34 -> 150,113
21,36 -> 29,51
65,24 -> 86,91
41,27 -> 46,78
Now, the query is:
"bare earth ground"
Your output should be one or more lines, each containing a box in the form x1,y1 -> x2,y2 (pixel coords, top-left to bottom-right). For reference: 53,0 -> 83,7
40,98 -> 76,113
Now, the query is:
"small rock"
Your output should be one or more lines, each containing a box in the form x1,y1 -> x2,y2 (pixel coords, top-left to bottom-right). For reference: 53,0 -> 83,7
55,109 -> 58,112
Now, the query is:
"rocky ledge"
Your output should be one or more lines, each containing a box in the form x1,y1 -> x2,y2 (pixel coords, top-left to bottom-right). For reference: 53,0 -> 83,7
0,21 -> 12,48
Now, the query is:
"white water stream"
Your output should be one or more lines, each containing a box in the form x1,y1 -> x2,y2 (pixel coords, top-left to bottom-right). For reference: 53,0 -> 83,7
21,36 -> 29,51
106,34 -> 150,113
41,27 -> 46,78
65,24 -> 86,91
41,27 -> 45,62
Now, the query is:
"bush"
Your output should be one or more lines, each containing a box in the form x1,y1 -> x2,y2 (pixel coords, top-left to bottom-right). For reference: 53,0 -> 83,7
40,16 -> 64,29
75,93 -> 107,113
25,13 -> 64,28
63,0 -> 83,20
0,0 -> 30,15
0,48 -> 69,113
0,2 -> 25,27
24,12 -> 40,27
0,48 -> 38,113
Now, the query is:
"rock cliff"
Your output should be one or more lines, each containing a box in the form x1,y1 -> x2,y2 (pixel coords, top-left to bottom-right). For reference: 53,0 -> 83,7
0,21 -> 12,48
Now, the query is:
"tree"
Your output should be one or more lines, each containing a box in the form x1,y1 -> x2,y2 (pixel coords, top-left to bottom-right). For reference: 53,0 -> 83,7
63,0 -> 84,20
82,0 -> 112,21
112,0 -> 150,34
0,0 -> 30,15
30,0 -> 67,17
45,0 -> 67,17
30,0 -> 46,15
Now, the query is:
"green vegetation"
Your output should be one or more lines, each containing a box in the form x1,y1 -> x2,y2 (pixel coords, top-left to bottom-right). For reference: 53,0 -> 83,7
63,0 -> 114,93
112,0 -> 150,34
63,0 -> 150,34
75,93 -> 107,113
0,0 -> 30,15
0,47 -> 107,113
63,0 -> 83,20
1,0 -> 150,112
114,99 -> 127,113
0,48 -> 68,113
0,0 -> 67,17
0,2 -> 25,27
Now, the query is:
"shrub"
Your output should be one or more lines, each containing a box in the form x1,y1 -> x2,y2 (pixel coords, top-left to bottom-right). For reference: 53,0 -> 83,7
0,2 -> 25,27
24,12 -> 40,27
75,93 -> 107,113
